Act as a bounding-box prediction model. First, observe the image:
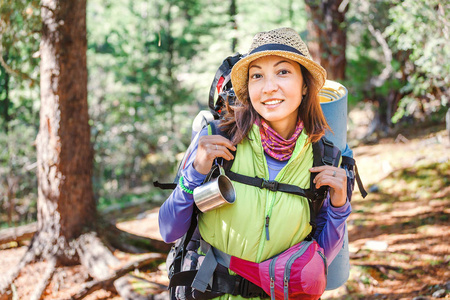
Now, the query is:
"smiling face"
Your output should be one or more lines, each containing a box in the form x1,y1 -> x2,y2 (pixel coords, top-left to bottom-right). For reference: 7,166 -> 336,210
248,55 -> 306,138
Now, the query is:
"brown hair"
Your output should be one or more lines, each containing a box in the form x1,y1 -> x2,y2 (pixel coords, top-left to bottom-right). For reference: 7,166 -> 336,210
220,66 -> 330,145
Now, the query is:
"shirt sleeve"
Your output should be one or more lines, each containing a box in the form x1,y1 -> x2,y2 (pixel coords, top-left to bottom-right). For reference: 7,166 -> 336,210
314,194 -> 352,265
158,128 -> 208,243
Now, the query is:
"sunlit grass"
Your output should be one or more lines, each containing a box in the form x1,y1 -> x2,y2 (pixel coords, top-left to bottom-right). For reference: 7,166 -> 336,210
370,161 -> 449,203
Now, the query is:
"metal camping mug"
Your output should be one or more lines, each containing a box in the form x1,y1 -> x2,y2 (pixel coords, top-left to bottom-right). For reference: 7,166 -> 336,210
193,167 -> 236,213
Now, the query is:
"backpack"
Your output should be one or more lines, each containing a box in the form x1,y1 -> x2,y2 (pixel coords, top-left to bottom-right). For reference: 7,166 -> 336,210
155,54 -> 368,299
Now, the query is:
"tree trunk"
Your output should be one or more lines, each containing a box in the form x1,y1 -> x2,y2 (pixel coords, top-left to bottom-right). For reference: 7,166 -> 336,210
230,0 -> 237,53
304,0 -> 348,80
36,0 -> 95,264
1,58 -> 10,133
0,1 -> 170,297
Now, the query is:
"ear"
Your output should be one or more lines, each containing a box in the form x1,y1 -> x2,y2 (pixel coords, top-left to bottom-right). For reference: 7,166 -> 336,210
302,86 -> 307,95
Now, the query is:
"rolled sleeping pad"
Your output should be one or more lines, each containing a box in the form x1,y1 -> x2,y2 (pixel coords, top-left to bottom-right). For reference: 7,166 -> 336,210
319,80 -> 348,152
320,80 -> 351,290
325,223 -> 350,290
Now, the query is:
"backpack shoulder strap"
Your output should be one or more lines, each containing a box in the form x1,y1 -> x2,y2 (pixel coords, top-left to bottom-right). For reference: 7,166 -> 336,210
310,137 -> 341,201
305,137 -> 341,240
312,136 -> 341,168
208,120 -> 236,172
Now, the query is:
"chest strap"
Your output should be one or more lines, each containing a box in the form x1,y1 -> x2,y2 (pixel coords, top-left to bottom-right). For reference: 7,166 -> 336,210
225,170 -> 318,200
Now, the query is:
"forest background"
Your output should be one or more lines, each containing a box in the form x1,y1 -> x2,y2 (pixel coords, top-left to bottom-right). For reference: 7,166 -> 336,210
0,0 -> 449,299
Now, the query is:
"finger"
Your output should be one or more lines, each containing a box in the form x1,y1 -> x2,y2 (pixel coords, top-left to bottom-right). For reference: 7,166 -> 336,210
310,166 -> 346,178
316,174 -> 347,191
315,177 -> 342,190
313,169 -> 346,186
311,167 -> 345,178
212,144 -> 235,161
203,135 -> 237,151
309,165 -> 337,173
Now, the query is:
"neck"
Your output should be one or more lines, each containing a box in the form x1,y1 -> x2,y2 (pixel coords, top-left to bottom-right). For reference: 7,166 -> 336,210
265,116 -> 298,139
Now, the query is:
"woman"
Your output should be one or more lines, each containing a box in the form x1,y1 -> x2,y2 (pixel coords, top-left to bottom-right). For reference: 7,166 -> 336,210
159,27 -> 351,299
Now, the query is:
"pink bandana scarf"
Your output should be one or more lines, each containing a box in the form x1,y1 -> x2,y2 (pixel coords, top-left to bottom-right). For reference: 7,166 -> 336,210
259,119 -> 304,161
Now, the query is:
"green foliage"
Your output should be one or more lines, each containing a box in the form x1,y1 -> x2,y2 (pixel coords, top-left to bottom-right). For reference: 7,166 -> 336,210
345,0 -> 449,123
385,0 -> 450,122
86,0 -> 310,204
0,0 -> 40,225
344,0 -> 397,110
0,0 -> 40,87
0,0 -> 40,127
87,0 -> 236,203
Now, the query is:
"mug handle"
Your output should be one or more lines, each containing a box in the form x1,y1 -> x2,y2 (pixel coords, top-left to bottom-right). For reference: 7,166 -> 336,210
202,163 -> 219,184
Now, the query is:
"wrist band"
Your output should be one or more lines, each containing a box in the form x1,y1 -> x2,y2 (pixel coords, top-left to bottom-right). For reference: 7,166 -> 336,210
179,176 -> 194,194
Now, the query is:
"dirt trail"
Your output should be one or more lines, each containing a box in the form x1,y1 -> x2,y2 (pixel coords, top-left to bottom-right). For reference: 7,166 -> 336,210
321,125 -> 450,299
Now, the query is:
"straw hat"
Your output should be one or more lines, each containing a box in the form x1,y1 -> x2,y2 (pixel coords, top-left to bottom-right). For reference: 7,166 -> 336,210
231,27 -> 327,103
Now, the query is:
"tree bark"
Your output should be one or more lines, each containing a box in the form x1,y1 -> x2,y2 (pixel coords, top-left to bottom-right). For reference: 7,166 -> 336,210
0,1 -> 170,296
304,0 -> 348,80
36,0 -> 95,264
0,56 -> 10,133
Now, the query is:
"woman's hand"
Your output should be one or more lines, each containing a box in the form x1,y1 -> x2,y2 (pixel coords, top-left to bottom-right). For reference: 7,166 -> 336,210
309,166 -> 347,207
193,135 -> 237,175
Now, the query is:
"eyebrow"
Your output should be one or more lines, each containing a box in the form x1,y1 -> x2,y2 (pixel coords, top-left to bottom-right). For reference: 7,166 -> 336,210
274,60 -> 292,67
249,60 -> 293,70
249,65 -> 261,70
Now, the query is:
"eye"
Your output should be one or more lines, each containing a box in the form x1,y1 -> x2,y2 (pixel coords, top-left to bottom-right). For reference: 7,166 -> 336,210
250,73 -> 262,79
278,69 -> 290,75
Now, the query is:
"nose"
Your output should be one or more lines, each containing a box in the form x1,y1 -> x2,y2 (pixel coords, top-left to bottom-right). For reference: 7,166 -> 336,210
262,76 -> 278,94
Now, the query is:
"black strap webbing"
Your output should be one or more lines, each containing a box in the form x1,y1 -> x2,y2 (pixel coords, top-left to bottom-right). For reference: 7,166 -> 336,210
169,270 -> 268,298
225,170 -> 315,199
354,164 -> 368,198
153,181 -> 177,190
341,156 -> 368,199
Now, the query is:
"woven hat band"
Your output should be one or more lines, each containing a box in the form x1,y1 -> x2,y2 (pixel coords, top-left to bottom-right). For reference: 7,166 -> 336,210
249,44 -> 305,57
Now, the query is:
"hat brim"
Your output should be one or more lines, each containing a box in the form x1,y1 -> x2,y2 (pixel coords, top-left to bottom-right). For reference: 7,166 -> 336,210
230,50 -> 327,103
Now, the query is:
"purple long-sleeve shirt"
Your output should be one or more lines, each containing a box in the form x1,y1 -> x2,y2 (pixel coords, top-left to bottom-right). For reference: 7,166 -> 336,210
158,127 -> 351,264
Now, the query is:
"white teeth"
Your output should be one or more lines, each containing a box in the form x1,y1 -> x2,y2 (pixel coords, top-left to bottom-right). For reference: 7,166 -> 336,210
263,100 -> 283,105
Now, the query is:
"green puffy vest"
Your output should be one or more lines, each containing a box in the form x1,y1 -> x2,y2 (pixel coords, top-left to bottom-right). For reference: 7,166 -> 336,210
198,124 -> 314,266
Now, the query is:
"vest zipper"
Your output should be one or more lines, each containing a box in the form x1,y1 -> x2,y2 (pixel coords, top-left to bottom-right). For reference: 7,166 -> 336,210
264,192 -> 276,241
265,215 -> 270,240
257,157 -> 286,260
256,189 -> 275,261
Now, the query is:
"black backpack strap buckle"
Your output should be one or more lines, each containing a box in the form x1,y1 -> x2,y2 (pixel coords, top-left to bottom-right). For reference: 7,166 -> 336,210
322,155 -> 333,165
234,276 -> 269,298
261,178 -> 279,192
320,137 -> 337,166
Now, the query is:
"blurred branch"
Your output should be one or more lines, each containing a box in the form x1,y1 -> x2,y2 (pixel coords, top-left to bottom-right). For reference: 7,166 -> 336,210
367,23 -> 393,88
0,222 -> 37,245
0,49 -> 37,85
69,253 -> 165,300
437,4 -> 449,40
338,0 -> 349,13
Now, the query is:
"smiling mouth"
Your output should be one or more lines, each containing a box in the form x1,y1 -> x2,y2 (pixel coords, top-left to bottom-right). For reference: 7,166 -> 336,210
263,99 -> 283,105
